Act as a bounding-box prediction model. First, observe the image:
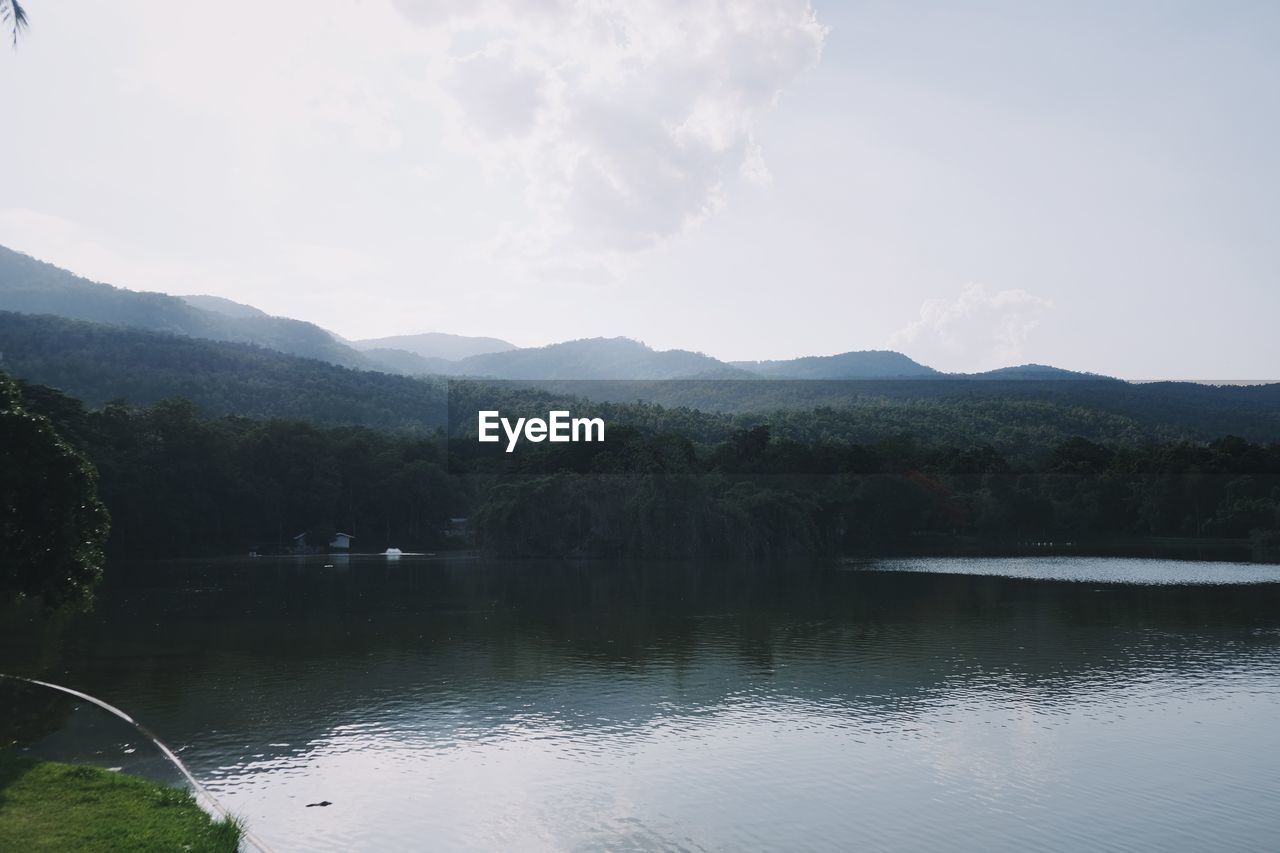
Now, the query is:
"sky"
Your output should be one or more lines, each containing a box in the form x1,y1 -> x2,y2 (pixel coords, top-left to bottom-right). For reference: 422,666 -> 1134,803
1,0 -> 1277,378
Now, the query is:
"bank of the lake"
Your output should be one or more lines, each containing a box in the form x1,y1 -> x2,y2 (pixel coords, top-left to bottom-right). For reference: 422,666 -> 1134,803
0,753 -> 240,852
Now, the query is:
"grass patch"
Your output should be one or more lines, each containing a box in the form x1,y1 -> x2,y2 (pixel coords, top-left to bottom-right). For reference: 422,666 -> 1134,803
0,751 -> 241,852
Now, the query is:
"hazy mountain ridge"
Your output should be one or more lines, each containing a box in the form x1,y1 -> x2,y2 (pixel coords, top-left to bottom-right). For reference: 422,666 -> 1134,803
0,246 -> 372,369
360,347 -> 458,376
2,247 -> 762,381
178,294 -> 270,319
353,331 -> 517,361
969,364 -> 1110,380
178,293 -> 509,374
0,245 -> 1144,383
440,337 -> 756,380
0,310 -> 445,431
429,343 -> 1113,383
4,310 -> 1280,447
734,350 -> 939,379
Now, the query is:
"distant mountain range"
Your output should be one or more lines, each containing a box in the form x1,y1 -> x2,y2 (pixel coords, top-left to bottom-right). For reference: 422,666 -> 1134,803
440,337 -> 754,380
0,243 -> 1106,383
7,309 -> 1280,449
351,331 -> 516,361
4,238 -> 1280,451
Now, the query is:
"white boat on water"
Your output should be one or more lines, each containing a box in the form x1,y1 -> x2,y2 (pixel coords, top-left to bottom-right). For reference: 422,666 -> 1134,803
383,547 -> 403,557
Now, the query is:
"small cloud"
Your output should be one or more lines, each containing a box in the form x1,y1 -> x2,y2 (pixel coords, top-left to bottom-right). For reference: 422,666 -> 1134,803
889,283 -> 1055,372
740,139 -> 773,185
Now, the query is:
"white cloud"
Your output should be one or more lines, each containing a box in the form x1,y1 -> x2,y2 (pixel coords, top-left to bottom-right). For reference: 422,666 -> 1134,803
84,0 -> 826,283
443,49 -> 546,139
889,283 -> 1055,372
401,0 -> 828,259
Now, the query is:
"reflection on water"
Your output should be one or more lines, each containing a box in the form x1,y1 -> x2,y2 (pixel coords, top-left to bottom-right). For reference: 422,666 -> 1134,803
1,677 -> 190,789
859,555 -> 1280,585
3,556 -> 1280,852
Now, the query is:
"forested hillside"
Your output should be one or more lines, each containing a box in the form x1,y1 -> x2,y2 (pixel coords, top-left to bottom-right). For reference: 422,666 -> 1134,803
454,378 -> 1280,451
0,245 -> 371,368
0,246 -> 1182,385
178,294 -> 270,319
0,311 -> 445,431
5,311 -> 1280,454
442,337 -> 753,379
733,350 -> 938,378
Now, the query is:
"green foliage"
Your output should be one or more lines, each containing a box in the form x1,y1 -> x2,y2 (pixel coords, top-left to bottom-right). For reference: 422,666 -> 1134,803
0,373 -> 109,605
10,371 -> 1280,564
466,417 -> 1280,559
446,378 -> 1280,467
18,383 -> 458,557
0,754 -> 240,852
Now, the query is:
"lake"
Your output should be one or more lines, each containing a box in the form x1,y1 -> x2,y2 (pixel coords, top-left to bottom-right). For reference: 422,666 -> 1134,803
4,556 -> 1280,852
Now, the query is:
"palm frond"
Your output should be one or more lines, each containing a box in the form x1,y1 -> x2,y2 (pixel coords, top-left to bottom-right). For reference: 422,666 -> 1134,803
2,0 -> 29,47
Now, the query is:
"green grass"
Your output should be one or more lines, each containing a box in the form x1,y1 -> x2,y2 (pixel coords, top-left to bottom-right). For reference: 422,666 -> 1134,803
0,752 -> 241,852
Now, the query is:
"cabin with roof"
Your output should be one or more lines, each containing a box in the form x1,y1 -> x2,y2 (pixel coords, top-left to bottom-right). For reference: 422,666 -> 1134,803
292,531 -> 355,553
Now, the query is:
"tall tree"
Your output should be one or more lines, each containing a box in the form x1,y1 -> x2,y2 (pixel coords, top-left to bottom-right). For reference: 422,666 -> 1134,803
0,371 -> 110,604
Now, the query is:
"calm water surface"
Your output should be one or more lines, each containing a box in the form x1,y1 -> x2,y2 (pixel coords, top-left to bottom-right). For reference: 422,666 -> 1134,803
3,556 -> 1280,852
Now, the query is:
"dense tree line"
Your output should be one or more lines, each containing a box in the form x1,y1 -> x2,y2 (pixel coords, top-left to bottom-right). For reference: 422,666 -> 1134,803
450,400 -> 1280,560
512,377 -> 1280,444
13,377 -> 459,558
9,373 -> 1280,566
445,379 -> 1280,464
